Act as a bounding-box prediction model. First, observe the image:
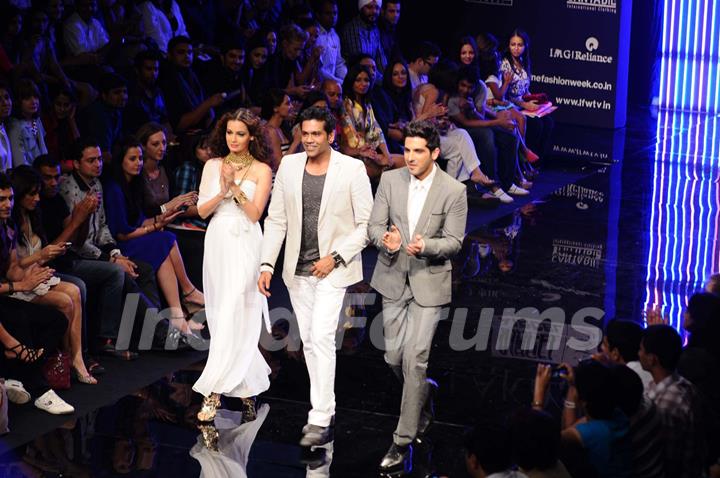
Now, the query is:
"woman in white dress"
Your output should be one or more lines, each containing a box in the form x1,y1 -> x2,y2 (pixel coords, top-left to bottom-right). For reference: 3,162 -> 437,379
193,109 -> 273,422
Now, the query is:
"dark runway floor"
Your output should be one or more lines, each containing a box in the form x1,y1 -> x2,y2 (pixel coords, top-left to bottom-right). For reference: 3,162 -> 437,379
2,107 -> 718,477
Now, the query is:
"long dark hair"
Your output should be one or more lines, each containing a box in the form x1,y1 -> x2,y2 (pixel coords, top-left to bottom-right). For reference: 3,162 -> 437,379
111,137 -> 145,225
208,108 -> 272,163
13,79 -> 42,120
10,165 -> 47,247
457,35 -> 479,67
382,59 -> 412,121
342,64 -> 373,106
503,29 -> 532,76
260,88 -> 287,121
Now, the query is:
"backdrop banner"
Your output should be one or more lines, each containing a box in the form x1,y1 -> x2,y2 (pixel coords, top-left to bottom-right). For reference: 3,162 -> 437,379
458,0 -> 632,129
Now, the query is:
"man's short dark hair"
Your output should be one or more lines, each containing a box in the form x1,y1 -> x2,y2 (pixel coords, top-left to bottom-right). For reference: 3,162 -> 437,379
606,319 -> 643,362
457,65 -> 481,86
403,120 -> 440,152
464,421 -> 512,474
298,106 -> 336,134
167,35 -> 192,53
99,72 -> 127,94
510,408 -> 560,471
311,0 -> 337,11
69,137 -> 101,162
642,324 -> 683,371
574,360 -> 615,419
0,172 -> 10,191
410,41 -> 441,63
220,33 -> 246,54
32,154 -> 59,170
134,49 -> 163,69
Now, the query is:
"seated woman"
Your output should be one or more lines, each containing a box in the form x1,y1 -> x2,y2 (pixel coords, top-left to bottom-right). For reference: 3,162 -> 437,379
260,89 -> 292,170
8,79 -> 48,168
173,134 -> 212,230
7,166 -> 96,384
381,59 -> 418,154
340,64 -> 403,180
41,86 -> 81,174
136,122 -> 198,219
456,35 -> 480,69
104,138 -> 204,336
500,29 -> 554,164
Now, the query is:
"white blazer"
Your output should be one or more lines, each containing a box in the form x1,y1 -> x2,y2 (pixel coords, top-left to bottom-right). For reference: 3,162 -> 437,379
260,149 -> 373,288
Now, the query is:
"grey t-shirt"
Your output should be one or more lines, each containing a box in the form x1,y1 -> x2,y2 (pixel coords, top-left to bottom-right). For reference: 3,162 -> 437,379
296,169 -> 326,276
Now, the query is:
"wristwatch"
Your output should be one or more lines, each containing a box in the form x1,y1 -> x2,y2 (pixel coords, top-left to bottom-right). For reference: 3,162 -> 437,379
330,251 -> 345,268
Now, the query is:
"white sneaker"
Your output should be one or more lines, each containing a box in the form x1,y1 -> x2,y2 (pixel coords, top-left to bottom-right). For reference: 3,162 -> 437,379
507,184 -> 530,196
4,379 -> 30,405
491,188 -> 514,204
34,390 -> 74,415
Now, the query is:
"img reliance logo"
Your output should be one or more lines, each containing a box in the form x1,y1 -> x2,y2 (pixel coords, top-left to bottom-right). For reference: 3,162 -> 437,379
549,37 -> 613,64
566,0 -> 617,14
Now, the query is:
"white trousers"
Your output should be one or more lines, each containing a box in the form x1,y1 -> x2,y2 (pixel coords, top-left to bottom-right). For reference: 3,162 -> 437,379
288,275 -> 347,427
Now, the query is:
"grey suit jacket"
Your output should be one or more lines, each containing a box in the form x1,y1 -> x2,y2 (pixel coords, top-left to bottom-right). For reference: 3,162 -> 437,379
368,166 -> 468,307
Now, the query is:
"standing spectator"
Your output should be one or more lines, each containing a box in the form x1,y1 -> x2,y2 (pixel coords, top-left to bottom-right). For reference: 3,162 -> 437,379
0,82 -> 12,172
42,86 -> 81,173
138,0 -> 188,53
313,0 -> 347,83
378,0 -> 400,63
124,49 -> 171,135
79,72 -> 128,163
340,0 -> 387,79
407,41 -> 440,91
8,79 -> 48,168
597,319 -> 654,390
159,36 -> 225,133
640,324 -> 707,478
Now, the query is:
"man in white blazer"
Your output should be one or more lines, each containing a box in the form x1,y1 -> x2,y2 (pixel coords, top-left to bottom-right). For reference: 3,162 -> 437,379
368,120 -> 468,475
258,107 -> 373,446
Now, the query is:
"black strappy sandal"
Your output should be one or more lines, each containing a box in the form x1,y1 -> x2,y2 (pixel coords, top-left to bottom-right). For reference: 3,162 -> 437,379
181,287 -> 205,315
4,343 -> 44,363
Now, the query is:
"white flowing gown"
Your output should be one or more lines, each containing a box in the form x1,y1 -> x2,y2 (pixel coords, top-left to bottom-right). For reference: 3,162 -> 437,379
193,159 -> 271,398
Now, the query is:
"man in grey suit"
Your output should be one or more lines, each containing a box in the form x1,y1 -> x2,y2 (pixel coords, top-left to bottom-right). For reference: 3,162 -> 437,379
368,120 -> 468,475
258,107 -> 373,447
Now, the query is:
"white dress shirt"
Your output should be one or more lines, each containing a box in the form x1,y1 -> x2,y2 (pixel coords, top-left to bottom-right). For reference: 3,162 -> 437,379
139,0 -> 188,53
316,25 -> 347,83
407,164 -> 437,236
63,13 -> 110,56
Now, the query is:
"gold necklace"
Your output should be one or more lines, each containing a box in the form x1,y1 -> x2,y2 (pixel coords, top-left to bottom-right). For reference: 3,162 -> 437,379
224,151 -> 254,171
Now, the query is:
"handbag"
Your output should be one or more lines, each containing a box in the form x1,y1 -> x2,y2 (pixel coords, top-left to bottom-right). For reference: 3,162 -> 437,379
42,352 -> 71,391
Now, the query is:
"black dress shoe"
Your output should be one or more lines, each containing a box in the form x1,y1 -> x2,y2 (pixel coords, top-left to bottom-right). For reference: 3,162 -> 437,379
379,443 -> 412,476
415,379 -> 438,445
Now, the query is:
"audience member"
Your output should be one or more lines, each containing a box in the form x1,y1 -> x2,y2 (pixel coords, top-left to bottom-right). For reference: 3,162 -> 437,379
407,41 -> 440,90
241,32 -> 270,107
8,79 -> 47,168
62,0 -> 111,66
380,59 -> 412,154
103,137 -> 204,336
340,63 -> 400,179
313,0 -> 347,83
533,361 -> 631,478
509,408 -> 571,478
172,134 -> 210,229
340,0 -> 387,79
464,421 -> 528,478
260,89 -> 292,170
80,72 -> 128,162
125,50 -> 171,136
457,35 -> 479,68
98,0 -> 146,69
199,35 -> 249,118
264,23 -> 310,97
705,273 -> 720,295
640,324 -> 707,478
0,82 -> 12,172
136,122 -> 197,217
355,54 -> 395,149
9,166 -> 96,385
321,78 -> 345,145
597,319 -> 653,390
59,137 -> 156,359
378,0 -> 401,63
296,18 -> 322,88
179,0 -> 219,47
42,86 -> 80,173
500,29 -> 553,160
139,0 -> 188,53
160,36 -> 224,133
611,364 -> 665,478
